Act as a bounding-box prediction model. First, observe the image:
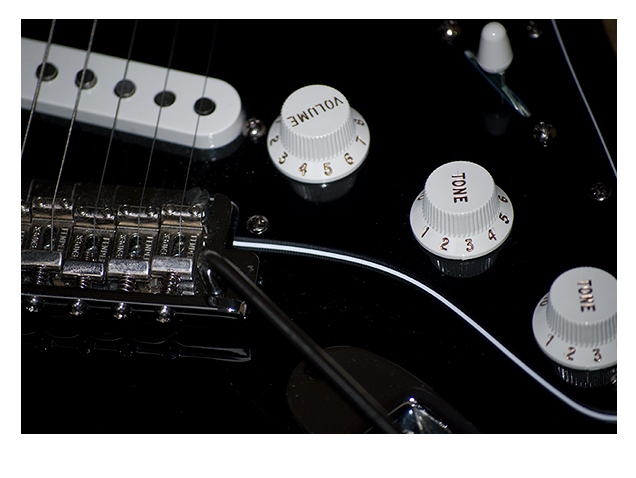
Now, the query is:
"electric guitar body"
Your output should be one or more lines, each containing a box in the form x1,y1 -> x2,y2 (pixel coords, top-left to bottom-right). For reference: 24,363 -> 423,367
21,19 -> 617,433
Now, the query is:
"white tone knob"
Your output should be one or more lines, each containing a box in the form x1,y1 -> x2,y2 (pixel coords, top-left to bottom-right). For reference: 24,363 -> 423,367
477,22 -> 513,74
267,85 -> 370,184
532,267 -> 617,372
410,161 -> 513,260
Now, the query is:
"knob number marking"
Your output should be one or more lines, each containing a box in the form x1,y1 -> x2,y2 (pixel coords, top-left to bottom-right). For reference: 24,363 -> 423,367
542,299 -> 605,363
267,108 -> 370,184
544,342 -> 604,364
545,334 -> 601,364
410,183 -> 513,260
532,268 -> 616,376
593,348 -> 602,363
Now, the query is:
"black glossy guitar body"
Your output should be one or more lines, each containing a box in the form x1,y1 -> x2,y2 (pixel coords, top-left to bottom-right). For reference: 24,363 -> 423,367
21,20 -> 617,433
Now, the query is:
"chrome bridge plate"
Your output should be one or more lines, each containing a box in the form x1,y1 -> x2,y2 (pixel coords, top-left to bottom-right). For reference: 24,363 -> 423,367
21,179 -> 259,361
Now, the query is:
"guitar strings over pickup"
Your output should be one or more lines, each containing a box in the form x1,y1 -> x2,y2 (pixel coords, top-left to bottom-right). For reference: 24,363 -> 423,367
21,38 -> 245,150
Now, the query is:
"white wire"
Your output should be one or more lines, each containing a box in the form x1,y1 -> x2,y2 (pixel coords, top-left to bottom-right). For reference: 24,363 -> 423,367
233,238 -> 617,423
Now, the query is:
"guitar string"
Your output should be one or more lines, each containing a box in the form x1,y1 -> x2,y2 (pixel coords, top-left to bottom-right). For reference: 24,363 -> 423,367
49,19 -> 98,251
232,238 -> 618,423
136,20 -> 180,253
92,20 -> 139,239
552,19 -> 617,177
21,19 -> 56,160
178,20 -> 220,239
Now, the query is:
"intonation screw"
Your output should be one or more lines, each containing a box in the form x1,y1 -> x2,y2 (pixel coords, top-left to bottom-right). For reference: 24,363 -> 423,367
157,305 -> 173,324
189,205 -> 203,218
113,275 -> 134,319
25,295 -> 43,313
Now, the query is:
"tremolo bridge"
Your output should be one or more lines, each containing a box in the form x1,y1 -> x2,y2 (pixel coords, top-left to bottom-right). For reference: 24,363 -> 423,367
21,179 -> 259,361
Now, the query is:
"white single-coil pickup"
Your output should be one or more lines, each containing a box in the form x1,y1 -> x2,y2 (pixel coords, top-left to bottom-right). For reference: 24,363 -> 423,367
21,38 -> 244,149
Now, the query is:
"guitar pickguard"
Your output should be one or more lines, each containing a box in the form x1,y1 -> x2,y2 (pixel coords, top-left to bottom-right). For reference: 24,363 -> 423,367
20,19 -> 617,434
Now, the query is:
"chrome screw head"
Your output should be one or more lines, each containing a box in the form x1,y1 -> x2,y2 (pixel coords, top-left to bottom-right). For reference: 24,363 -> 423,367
157,305 -> 173,323
146,205 -> 158,217
527,21 -> 544,39
589,182 -> 611,201
243,118 -> 267,141
189,205 -> 203,218
25,295 -> 42,313
533,122 -> 556,146
246,215 -> 269,234
70,299 -> 87,316
437,20 -> 461,43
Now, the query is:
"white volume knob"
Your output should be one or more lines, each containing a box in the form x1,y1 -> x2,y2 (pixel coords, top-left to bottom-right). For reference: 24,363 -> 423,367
532,267 -> 617,387
267,85 -> 370,184
410,161 -> 513,260
477,22 -> 513,74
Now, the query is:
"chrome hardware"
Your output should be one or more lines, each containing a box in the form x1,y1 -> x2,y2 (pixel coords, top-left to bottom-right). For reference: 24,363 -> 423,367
242,118 -> 267,141
527,21 -> 545,39
246,215 -> 269,235
533,122 -> 557,145
438,20 -> 461,43
590,182 -> 611,201
21,180 -> 260,359
390,399 -> 452,434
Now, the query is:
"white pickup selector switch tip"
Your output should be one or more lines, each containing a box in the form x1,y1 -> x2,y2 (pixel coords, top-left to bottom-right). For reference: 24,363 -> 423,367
410,161 -> 513,260
477,22 -> 513,74
267,85 -> 370,184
